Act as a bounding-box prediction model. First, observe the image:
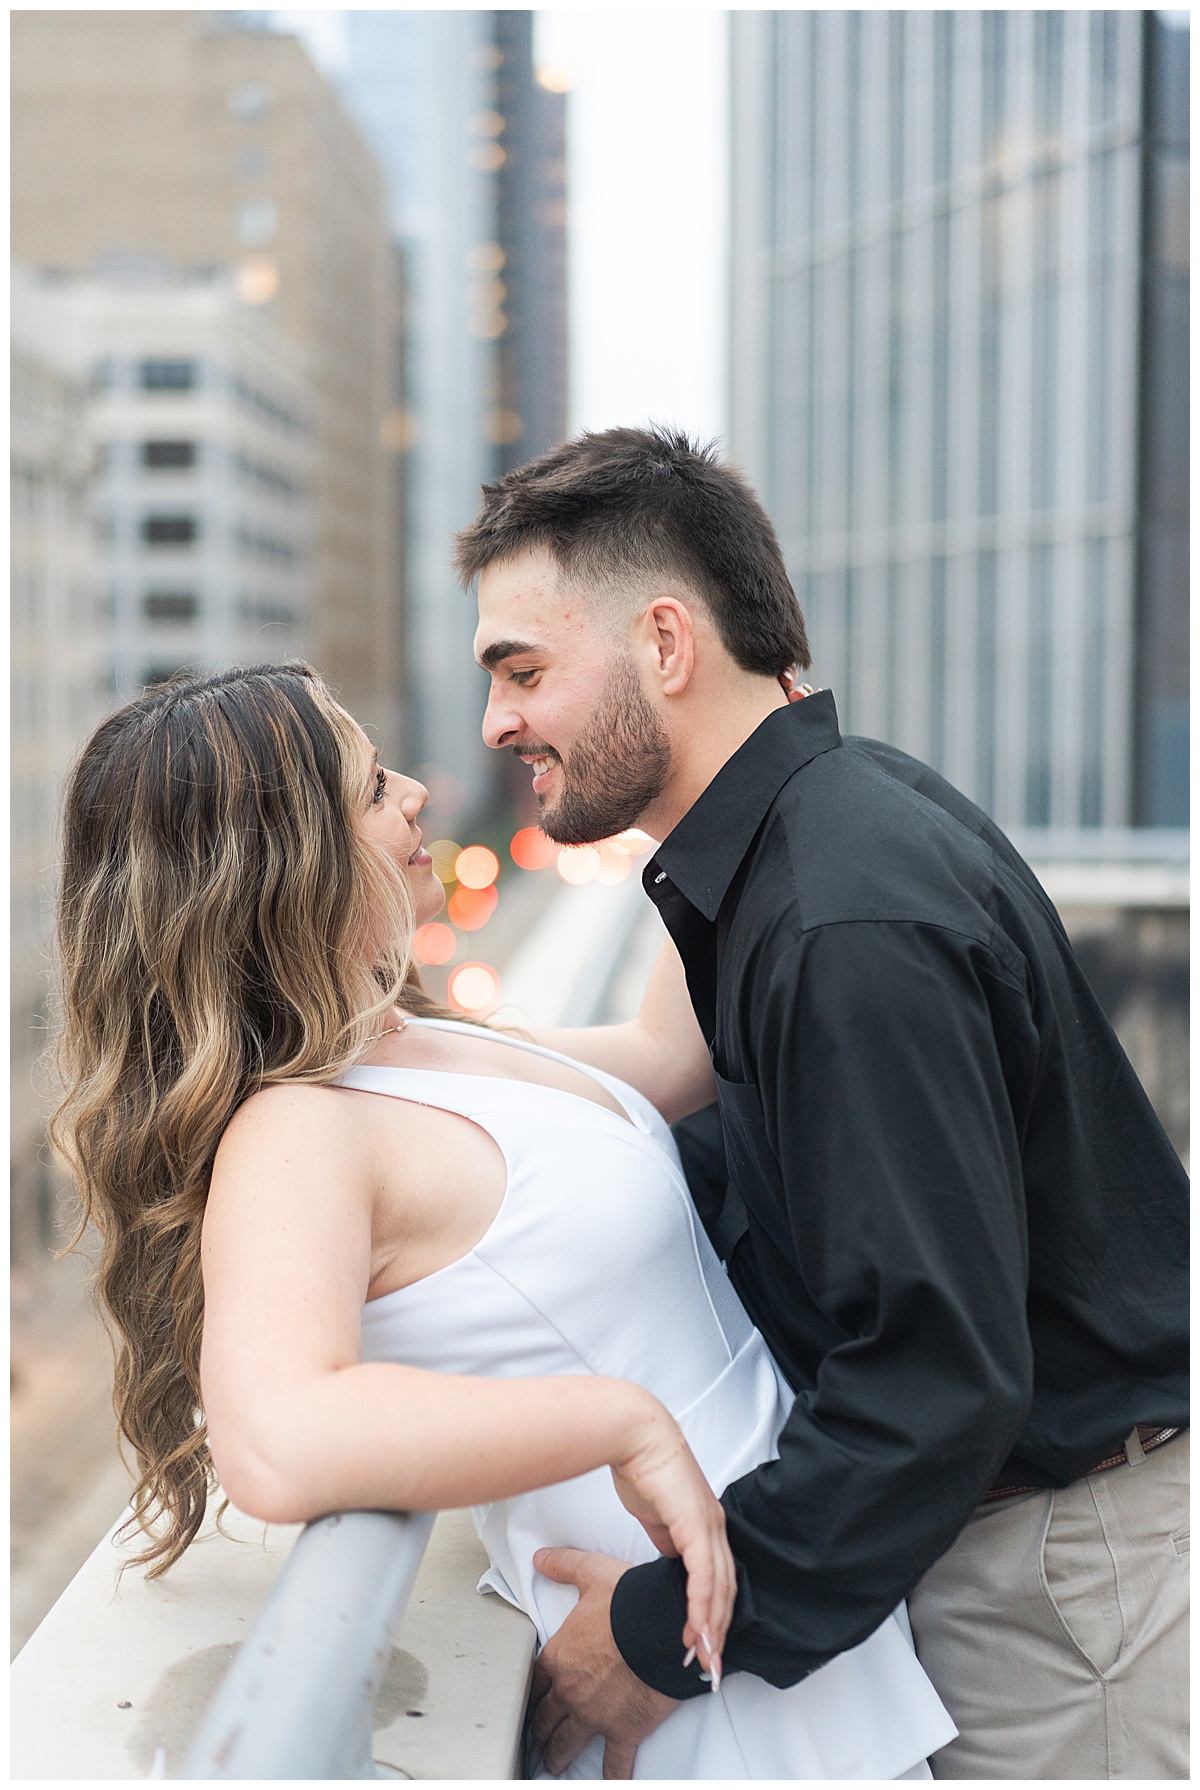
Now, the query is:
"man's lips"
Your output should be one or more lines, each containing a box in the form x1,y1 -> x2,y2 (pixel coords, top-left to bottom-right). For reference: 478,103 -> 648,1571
518,747 -> 560,796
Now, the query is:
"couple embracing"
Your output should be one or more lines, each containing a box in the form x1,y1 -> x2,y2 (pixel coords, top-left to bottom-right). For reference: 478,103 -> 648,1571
54,429 -> 1187,1779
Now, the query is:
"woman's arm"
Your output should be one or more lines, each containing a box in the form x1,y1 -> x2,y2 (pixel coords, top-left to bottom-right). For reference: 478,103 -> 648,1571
534,936 -> 716,1122
200,1083 -> 732,1668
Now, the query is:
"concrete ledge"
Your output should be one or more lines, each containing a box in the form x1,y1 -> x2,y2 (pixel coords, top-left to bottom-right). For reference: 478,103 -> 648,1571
1030,859 -> 1190,908
11,1502 -> 535,1779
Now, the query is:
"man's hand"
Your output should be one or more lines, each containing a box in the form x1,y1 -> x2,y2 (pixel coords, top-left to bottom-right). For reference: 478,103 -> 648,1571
529,1547 -> 680,1780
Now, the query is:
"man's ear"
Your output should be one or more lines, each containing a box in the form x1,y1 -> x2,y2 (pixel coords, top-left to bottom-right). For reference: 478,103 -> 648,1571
643,598 -> 696,697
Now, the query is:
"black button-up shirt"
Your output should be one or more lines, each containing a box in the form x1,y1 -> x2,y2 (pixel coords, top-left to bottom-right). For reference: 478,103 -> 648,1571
609,691 -> 1188,1698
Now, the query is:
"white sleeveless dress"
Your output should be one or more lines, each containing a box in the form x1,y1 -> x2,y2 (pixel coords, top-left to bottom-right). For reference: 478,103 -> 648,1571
343,1017 -> 956,1780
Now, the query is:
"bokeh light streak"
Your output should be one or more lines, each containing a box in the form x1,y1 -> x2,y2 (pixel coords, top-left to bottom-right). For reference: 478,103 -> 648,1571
449,962 -> 501,1015
428,839 -> 463,884
510,826 -> 558,870
556,845 -> 601,885
455,844 -> 500,889
412,921 -> 457,966
448,884 -> 499,930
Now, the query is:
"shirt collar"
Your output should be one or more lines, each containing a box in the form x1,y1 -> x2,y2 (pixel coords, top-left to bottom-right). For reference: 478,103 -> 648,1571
645,688 -> 842,921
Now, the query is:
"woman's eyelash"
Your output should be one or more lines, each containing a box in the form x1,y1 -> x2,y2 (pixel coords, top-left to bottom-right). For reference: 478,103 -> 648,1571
372,768 -> 386,804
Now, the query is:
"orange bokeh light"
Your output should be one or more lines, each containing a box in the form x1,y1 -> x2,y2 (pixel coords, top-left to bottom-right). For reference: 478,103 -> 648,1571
612,828 -> 656,856
510,826 -> 558,870
449,961 -> 500,1015
595,842 -> 632,885
556,845 -> 601,885
448,883 -> 498,930
454,844 -> 500,889
412,921 -> 457,966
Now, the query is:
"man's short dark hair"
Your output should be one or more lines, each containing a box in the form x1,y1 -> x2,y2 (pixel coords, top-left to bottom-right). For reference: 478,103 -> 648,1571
454,425 -> 810,675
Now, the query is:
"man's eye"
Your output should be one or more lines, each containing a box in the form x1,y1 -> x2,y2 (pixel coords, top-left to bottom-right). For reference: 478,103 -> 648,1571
510,669 -> 538,686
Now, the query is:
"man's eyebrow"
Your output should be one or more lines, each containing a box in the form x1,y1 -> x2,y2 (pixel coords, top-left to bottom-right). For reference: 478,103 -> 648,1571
477,638 -> 543,671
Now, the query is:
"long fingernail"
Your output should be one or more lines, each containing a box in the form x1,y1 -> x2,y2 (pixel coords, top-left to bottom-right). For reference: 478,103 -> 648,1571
682,1646 -> 696,1668
710,1656 -> 723,1693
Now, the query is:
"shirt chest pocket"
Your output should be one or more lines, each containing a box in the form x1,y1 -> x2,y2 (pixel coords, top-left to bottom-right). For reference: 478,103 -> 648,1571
713,1069 -> 801,1272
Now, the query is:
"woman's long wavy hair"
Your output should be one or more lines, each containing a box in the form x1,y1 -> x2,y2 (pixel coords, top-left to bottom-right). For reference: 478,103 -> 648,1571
50,662 -> 448,1576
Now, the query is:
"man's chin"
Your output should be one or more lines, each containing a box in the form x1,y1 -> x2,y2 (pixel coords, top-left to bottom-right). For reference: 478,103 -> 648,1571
537,799 -> 608,849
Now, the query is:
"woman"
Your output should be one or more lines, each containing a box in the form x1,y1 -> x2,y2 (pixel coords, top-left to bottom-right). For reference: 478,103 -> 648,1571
53,663 -> 953,1779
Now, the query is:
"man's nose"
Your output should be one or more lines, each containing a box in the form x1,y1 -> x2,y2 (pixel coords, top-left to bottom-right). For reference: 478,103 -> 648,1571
482,684 -> 523,750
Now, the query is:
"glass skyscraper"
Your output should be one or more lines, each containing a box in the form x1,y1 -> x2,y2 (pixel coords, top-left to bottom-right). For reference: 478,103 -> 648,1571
339,11 -> 568,823
730,10 -> 1188,831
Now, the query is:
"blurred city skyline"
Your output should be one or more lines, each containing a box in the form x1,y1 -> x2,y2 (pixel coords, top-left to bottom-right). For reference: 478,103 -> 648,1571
277,6 -> 729,442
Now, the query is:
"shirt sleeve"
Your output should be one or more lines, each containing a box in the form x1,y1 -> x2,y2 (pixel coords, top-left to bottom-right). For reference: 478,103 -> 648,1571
611,917 -> 1039,1695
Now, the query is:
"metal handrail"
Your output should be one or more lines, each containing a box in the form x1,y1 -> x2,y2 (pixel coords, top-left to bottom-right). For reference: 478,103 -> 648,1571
181,1508 -> 436,1779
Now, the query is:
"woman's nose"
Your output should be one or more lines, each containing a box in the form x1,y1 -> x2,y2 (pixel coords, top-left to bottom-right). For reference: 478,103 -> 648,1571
395,773 -> 428,813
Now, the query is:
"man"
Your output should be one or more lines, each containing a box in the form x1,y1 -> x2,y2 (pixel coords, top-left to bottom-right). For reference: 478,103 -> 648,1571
456,427 -> 1188,1779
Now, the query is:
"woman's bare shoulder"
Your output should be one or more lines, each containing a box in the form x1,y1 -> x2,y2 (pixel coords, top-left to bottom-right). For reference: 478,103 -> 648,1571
212,1078 -> 387,1180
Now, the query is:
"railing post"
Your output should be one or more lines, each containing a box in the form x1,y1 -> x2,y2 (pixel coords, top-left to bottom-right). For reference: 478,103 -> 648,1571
181,1508 -> 436,1779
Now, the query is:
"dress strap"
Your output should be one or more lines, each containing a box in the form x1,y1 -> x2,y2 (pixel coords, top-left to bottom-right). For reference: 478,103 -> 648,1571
391,1017 -> 656,1134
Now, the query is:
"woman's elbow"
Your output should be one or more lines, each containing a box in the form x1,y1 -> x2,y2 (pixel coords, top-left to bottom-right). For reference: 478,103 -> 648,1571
208,1428 -> 320,1527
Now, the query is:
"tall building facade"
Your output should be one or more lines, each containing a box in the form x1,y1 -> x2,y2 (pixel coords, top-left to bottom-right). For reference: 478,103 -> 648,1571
11,10 -> 401,752
1133,15 -> 1189,827
729,10 -> 1188,833
73,268 -> 314,693
10,272 -> 107,1263
339,11 -> 568,821
494,12 -> 570,477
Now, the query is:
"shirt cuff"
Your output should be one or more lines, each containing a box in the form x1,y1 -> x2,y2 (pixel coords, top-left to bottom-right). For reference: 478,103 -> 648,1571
609,1556 -> 710,1701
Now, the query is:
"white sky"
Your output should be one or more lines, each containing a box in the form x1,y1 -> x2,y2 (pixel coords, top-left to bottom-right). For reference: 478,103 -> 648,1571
274,8 -> 728,445
534,9 -> 728,443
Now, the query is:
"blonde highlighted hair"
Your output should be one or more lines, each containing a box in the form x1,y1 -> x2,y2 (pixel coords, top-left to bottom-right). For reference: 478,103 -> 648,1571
51,663 -> 443,1575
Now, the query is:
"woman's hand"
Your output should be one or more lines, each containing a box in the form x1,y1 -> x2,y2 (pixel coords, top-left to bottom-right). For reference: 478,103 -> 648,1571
778,666 -> 815,702
609,1395 -> 735,1687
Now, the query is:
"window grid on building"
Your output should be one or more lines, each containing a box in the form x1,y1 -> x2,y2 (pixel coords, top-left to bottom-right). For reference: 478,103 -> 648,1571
730,9 -> 1147,830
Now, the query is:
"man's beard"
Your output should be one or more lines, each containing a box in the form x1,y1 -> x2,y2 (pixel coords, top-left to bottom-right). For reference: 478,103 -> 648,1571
521,656 -> 671,846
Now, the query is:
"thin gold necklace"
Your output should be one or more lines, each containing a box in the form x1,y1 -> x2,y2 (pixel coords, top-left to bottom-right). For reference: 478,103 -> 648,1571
376,1012 -> 408,1040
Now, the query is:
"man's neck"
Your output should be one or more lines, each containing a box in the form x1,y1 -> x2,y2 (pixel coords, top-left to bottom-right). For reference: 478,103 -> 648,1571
640,680 -> 790,842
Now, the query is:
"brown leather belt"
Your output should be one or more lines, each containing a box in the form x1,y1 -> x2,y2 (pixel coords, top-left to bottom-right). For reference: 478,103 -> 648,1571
982,1424 -> 1183,1504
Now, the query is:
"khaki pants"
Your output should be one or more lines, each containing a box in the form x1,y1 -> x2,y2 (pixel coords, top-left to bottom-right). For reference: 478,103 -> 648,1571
907,1430 -> 1189,1779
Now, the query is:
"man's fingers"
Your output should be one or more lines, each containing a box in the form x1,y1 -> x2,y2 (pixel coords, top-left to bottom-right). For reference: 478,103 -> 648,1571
529,1646 -> 555,1708
530,1686 -> 570,1752
534,1545 -> 596,1589
602,1737 -> 639,1780
540,1713 -> 595,1777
